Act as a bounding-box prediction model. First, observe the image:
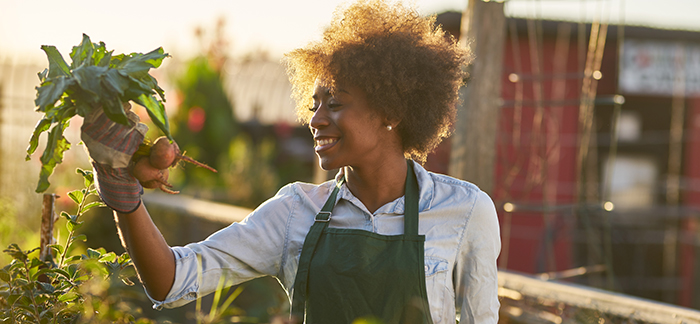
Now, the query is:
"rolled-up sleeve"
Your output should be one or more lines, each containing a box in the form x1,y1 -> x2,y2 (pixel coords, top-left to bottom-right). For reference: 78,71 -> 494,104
149,184 -> 298,309
454,190 -> 501,323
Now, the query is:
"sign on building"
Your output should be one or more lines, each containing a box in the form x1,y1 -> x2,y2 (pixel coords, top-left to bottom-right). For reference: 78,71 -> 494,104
619,39 -> 700,97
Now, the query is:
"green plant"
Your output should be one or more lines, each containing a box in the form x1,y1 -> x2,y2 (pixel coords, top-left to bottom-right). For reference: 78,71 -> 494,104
221,135 -> 279,208
193,258 -> 249,324
168,20 -> 238,194
0,169 -> 263,323
170,55 -> 238,193
0,169 -> 145,323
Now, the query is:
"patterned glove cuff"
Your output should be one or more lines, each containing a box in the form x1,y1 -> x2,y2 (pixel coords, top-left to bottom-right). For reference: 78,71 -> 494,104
92,162 -> 143,214
81,109 -> 147,169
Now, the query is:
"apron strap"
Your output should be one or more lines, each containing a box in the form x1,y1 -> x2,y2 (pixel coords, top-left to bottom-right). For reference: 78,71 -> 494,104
404,160 -> 420,236
291,179 -> 343,320
315,178 -> 343,222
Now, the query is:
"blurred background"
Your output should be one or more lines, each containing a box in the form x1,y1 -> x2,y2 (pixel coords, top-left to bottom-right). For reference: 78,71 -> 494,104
4,0 -> 700,323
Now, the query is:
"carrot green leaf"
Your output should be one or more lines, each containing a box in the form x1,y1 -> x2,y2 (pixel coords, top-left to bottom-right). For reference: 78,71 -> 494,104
70,34 -> 94,68
36,121 -> 71,193
41,45 -> 71,78
34,76 -> 75,111
26,118 -> 52,159
134,93 -> 171,140
29,34 -> 171,192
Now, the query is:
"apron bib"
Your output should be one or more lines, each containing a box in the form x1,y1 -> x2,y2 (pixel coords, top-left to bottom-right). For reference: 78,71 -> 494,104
291,161 -> 433,324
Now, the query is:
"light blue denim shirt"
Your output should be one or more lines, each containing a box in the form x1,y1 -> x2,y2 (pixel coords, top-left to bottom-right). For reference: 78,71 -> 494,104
149,162 -> 501,324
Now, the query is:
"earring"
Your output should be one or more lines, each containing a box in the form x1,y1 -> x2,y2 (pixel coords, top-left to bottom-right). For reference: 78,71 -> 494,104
386,125 -> 393,131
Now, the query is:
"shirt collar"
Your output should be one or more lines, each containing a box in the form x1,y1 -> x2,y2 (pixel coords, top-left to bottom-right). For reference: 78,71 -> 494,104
333,160 -> 435,215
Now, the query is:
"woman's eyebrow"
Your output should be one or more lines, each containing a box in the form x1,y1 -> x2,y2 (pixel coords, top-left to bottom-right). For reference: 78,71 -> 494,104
313,89 -> 334,99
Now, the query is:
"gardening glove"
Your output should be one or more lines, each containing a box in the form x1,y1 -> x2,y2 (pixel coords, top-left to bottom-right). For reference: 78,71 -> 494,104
80,103 -> 149,213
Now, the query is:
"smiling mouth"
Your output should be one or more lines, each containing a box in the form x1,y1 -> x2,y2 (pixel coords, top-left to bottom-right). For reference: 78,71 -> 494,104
315,138 -> 338,152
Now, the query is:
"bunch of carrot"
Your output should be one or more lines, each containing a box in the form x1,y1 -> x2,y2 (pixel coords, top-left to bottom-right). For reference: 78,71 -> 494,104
131,137 -> 216,194
29,34 -> 216,193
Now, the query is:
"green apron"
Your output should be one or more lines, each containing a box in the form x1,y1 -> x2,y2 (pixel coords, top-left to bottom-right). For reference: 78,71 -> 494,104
291,161 -> 433,324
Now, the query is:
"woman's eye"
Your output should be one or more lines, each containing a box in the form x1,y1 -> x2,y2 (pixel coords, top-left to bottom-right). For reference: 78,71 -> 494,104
309,102 -> 340,112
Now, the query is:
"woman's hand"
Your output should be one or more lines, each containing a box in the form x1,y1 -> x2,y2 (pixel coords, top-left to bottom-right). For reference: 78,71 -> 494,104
80,103 -> 148,213
81,104 -> 176,301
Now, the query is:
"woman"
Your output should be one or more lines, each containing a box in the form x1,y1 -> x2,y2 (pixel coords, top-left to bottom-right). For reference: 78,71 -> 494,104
81,0 -> 501,323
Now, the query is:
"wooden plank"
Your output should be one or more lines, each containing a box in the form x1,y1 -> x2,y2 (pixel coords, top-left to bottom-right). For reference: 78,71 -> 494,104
499,270 -> 700,323
142,192 -> 252,224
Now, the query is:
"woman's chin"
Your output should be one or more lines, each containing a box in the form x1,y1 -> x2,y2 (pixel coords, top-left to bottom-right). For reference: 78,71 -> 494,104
318,160 -> 335,171
317,156 -> 342,172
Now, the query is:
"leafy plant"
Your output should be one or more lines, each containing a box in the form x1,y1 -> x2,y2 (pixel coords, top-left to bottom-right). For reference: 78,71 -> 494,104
0,169 -> 262,323
170,55 -> 238,191
193,261 -> 249,324
27,34 -> 171,193
0,169 -> 142,323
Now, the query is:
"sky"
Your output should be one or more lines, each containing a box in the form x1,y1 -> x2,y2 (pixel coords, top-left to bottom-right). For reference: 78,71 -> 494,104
2,0 -> 700,65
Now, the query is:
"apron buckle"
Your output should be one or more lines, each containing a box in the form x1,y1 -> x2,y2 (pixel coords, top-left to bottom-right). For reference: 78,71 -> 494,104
315,211 -> 332,222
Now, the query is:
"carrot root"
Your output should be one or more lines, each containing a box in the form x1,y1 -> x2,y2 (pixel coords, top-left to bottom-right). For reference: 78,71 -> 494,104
159,185 -> 180,194
178,153 -> 218,173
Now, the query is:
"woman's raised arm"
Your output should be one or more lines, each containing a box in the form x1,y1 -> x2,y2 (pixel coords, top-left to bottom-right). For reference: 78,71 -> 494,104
115,204 -> 175,302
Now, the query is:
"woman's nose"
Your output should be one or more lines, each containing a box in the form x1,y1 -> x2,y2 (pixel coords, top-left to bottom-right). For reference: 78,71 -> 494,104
309,104 -> 329,130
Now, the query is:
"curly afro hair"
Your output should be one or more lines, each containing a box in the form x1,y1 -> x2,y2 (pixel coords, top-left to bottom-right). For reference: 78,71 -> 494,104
284,0 -> 469,163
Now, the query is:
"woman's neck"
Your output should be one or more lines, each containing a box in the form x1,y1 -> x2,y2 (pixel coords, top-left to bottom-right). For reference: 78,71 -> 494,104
343,155 -> 408,214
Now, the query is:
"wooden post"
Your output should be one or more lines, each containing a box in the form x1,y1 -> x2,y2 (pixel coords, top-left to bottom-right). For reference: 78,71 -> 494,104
449,0 -> 506,194
662,43 -> 687,304
575,20 -> 609,289
40,193 -> 58,262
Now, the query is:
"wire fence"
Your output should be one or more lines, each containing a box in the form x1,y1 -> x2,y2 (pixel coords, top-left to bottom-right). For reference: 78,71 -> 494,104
0,58 -> 47,219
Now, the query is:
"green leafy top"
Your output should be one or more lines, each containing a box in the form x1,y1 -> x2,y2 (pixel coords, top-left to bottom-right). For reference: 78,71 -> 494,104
28,34 -> 171,193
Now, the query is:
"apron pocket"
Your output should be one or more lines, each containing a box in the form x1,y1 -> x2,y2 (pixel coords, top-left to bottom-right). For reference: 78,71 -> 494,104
424,256 -> 448,323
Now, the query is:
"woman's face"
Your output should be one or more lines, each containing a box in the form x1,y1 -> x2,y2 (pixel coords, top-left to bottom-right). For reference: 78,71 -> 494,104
309,83 -> 395,171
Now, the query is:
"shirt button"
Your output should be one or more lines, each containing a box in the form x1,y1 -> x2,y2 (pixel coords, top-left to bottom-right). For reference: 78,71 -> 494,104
425,265 -> 429,272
